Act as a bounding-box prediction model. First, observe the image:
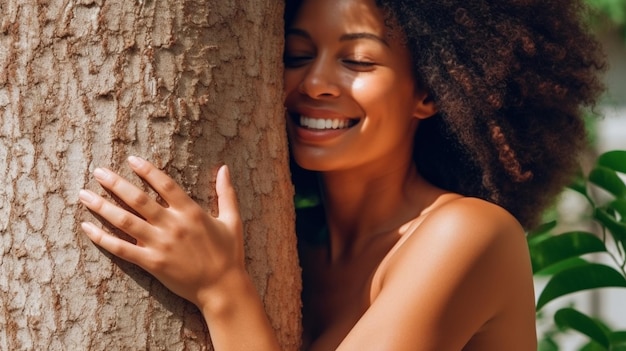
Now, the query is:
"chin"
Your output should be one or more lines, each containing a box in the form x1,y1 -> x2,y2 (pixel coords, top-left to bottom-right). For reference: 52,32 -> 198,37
292,155 -> 326,172
290,149 -> 336,172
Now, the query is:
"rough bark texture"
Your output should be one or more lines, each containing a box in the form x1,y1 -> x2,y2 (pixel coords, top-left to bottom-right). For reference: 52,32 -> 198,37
0,0 -> 300,350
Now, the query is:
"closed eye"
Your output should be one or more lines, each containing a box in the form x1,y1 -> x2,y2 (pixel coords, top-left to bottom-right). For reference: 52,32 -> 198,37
343,59 -> 377,71
283,54 -> 313,68
344,60 -> 375,66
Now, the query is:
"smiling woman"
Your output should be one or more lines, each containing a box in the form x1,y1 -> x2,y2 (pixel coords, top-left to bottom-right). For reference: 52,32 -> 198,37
79,0 -> 605,350
283,0 -> 434,175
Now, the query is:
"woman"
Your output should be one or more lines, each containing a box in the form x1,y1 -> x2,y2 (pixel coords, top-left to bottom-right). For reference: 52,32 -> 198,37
78,0 -> 605,349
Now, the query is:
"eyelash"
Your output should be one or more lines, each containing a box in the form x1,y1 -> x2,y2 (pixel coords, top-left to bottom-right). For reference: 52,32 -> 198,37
283,55 -> 313,68
283,55 -> 376,70
343,59 -> 375,67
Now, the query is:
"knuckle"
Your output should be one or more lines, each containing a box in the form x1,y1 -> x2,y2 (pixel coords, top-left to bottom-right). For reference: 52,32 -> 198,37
186,205 -> 207,223
128,192 -> 149,208
145,253 -> 166,272
159,178 -> 177,193
108,174 -> 121,188
117,212 -> 134,230
89,228 -> 105,245
90,197 -> 105,212
169,226 -> 187,240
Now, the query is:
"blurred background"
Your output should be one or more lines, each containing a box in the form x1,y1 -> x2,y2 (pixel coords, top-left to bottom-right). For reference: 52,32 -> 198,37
535,1 -> 626,349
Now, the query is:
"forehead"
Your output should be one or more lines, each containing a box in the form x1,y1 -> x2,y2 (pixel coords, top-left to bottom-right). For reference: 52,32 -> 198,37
289,0 -> 388,35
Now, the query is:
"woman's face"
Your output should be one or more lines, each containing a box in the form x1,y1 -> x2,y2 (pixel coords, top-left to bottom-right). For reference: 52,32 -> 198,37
284,0 -> 433,173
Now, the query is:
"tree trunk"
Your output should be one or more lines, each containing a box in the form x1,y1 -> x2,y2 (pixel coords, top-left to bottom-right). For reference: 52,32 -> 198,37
0,1 -> 300,350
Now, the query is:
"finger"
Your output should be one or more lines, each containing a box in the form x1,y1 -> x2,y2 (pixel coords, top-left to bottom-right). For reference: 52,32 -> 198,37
92,167 -> 164,222
81,221 -> 146,266
126,156 -> 193,208
216,165 -> 242,232
79,189 -> 154,244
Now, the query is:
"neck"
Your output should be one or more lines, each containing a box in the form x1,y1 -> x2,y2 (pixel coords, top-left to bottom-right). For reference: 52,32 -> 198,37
319,159 -> 436,262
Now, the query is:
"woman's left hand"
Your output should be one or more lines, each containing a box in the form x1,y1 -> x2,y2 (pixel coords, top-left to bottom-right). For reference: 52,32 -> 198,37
78,156 -> 245,308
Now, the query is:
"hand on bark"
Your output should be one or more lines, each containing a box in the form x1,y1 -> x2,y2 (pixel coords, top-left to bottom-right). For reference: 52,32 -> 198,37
78,156 -> 245,308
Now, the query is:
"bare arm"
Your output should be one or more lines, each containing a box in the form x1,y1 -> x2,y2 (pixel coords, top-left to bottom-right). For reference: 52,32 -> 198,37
79,157 -> 280,351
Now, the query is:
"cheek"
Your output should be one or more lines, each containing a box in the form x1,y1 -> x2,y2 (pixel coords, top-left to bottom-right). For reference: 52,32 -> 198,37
283,70 -> 301,96
351,75 -> 419,123
349,74 -> 400,106
283,70 -> 297,96
283,73 -> 299,107
350,77 -> 367,92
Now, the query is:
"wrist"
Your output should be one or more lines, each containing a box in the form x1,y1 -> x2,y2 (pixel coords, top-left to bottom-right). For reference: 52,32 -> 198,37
197,268 -> 257,320
195,268 -> 281,350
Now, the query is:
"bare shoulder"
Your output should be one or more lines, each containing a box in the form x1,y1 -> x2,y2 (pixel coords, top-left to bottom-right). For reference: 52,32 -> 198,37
383,196 -> 528,271
353,196 -> 537,350
399,196 -> 528,264
384,196 -> 532,294
420,196 -> 524,238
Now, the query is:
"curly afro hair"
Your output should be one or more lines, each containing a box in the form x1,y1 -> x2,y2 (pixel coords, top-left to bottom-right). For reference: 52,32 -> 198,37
286,0 -> 606,229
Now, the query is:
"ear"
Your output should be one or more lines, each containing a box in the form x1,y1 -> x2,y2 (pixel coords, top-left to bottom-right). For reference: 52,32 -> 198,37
413,91 -> 437,120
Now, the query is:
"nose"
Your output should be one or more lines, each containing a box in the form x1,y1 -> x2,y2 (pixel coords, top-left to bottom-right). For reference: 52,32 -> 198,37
297,56 -> 341,99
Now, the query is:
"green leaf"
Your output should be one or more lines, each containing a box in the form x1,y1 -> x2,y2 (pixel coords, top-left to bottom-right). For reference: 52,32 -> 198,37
537,337 -> 559,351
536,257 -> 590,276
611,331 -> 626,347
579,341 -> 608,351
594,208 -> 626,246
529,231 -> 607,274
536,263 -> 626,311
568,171 -> 589,198
589,166 -> 626,198
527,231 -> 554,247
554,308 -> 610,348
597,150 -> 626,174
607,199 -> 626,220
528,220 -> 558,236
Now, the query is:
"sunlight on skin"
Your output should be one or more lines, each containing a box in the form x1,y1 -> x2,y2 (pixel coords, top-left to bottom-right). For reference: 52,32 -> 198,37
283,1 -> 536,350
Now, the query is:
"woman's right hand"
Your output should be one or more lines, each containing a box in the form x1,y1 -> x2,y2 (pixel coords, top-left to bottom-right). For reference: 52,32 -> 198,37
78,156 -> 246,310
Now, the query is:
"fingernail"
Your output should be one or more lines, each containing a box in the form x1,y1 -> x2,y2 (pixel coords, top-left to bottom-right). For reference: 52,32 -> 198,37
81,222 -> 95,234
79,190 -> 95,204
93,168 -> 108,181
128,156 -> 143,168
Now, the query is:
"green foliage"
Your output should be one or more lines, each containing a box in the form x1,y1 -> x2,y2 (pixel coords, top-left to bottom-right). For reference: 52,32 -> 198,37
585,0 -> 626,38
536,263 -> 626,311
530,231 -> 607,274
531,150 -> 626,350
555,308 -> 611,348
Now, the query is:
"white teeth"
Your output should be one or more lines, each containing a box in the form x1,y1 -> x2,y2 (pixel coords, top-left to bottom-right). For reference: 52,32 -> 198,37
300,116 -> 352,130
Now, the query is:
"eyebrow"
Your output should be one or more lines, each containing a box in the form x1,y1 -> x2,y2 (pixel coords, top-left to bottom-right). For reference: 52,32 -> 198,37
340,33 -> 389,47
285,28 -> 389,47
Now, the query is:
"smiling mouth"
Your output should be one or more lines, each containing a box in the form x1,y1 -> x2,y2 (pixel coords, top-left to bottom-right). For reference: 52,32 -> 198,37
297,115 -> 359,130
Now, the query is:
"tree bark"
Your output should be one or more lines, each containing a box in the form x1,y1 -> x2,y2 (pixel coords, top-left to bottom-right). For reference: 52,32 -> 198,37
0,1 -> 300,350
